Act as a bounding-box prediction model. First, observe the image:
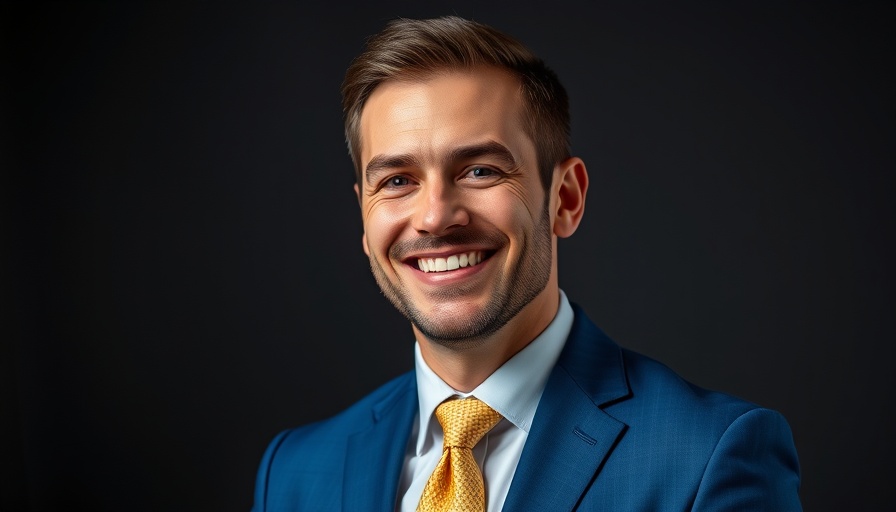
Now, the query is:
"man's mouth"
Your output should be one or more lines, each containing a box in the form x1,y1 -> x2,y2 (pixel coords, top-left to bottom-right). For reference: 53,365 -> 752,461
417,251 -> 484,273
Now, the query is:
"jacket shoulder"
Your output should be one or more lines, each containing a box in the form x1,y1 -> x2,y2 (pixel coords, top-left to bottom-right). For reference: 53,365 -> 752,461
268,370 -> 414,465
597,346 -> 800,509
251,371 -> 415,512
562,307 -> 800,508
619,347 -> 760,420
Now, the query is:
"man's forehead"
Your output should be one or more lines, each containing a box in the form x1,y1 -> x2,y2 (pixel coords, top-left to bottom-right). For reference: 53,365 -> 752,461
358,68 -> 527,168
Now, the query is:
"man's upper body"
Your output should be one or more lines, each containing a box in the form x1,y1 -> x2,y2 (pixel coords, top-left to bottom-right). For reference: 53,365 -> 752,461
251,296 -> 801,511
252,16 -> 801,510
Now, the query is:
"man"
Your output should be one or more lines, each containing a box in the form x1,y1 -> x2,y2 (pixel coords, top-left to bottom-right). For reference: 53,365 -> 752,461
252,16 -> 801,511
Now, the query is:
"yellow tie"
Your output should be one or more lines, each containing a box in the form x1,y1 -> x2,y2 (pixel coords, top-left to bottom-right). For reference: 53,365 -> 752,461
417,397 -> 503,512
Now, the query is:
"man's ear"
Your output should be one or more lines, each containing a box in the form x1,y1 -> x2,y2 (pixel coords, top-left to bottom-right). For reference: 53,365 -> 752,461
353,183 -> 370,256
552,157 -> 588,238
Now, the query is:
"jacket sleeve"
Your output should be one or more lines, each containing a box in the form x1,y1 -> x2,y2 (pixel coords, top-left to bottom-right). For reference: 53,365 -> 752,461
692,408 -> 802,511
250,430 -> 291,512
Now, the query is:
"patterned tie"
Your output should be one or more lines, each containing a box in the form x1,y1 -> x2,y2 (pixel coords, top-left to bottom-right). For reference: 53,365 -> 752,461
417,397 -> 503,512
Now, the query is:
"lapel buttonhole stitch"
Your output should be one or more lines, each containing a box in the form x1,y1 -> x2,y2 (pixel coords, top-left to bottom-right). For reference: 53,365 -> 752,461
572,427 -> 597,446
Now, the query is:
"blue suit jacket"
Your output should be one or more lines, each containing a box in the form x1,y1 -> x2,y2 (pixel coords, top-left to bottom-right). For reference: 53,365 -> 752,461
252,306 -> 801,510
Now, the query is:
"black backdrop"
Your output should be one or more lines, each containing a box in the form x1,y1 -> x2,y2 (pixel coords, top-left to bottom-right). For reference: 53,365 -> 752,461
3,1 -> 894,511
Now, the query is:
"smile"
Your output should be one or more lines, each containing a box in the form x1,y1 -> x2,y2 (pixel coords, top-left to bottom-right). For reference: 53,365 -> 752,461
417,251 -> 484,273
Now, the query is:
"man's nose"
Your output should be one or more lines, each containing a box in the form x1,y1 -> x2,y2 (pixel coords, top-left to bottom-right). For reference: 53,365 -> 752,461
411,181 -> 470,235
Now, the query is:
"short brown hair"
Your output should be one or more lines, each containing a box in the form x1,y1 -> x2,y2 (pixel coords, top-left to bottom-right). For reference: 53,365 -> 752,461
341,16 -> 570,190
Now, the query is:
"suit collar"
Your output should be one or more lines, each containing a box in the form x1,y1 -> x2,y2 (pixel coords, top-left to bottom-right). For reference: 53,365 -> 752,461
343,373 -> 417,512
556,304 -> 631,406
503,304 -> 631,511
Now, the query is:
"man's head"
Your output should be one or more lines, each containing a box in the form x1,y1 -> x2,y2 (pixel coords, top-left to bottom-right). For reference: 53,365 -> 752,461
342,16 -> 571,191
343,17 -> 587,350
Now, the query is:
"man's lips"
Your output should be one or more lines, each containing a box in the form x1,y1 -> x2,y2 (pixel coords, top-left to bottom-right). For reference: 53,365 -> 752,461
415,250 -> 484,273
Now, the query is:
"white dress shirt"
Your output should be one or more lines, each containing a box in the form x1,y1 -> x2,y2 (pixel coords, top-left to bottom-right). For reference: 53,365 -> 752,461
396,291 -> 574,512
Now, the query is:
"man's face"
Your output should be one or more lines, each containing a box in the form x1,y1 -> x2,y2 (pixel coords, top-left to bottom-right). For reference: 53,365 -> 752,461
356,68 -> 556,346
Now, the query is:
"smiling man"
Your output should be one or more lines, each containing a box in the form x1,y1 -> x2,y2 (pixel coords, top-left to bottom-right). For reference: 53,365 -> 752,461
252,16 -> 801,511
357,66 -> 572,392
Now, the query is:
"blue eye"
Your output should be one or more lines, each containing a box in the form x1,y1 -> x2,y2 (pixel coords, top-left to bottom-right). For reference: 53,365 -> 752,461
470,167 -> 495,177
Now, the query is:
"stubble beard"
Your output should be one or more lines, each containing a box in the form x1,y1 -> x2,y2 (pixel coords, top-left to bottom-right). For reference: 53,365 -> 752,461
368,203 -> 553,349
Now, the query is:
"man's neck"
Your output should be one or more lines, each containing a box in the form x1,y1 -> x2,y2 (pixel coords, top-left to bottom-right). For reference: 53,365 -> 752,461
414,288 -> 560,392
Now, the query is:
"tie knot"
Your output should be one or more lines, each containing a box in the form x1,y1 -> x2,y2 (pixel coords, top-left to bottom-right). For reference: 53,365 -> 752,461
435,397 -> 503,449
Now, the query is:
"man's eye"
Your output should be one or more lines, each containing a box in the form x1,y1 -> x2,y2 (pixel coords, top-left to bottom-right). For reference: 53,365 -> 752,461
386,176 -> 410,188
468,167 -> 496,178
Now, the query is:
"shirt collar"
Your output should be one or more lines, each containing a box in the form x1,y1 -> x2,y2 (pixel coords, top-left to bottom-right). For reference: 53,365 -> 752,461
413,290 -> 574,456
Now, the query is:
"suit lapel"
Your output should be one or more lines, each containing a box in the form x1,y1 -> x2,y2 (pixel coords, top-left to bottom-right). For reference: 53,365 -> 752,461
503,305 -> 632,511
343,375 -> 418,512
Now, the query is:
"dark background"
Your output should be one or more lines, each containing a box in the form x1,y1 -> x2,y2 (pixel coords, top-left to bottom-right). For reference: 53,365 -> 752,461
2,1 -> 893,510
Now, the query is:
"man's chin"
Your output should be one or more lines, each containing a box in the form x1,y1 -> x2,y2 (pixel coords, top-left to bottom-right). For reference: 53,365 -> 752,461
409,307 -> 504,347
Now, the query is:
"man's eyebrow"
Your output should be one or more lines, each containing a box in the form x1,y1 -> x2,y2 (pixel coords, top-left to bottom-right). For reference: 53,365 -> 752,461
447,141 -> 518,169
365,154 -> 422,185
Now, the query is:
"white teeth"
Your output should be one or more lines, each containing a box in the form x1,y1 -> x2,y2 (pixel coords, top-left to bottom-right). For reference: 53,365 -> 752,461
417,251 -> 484,273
